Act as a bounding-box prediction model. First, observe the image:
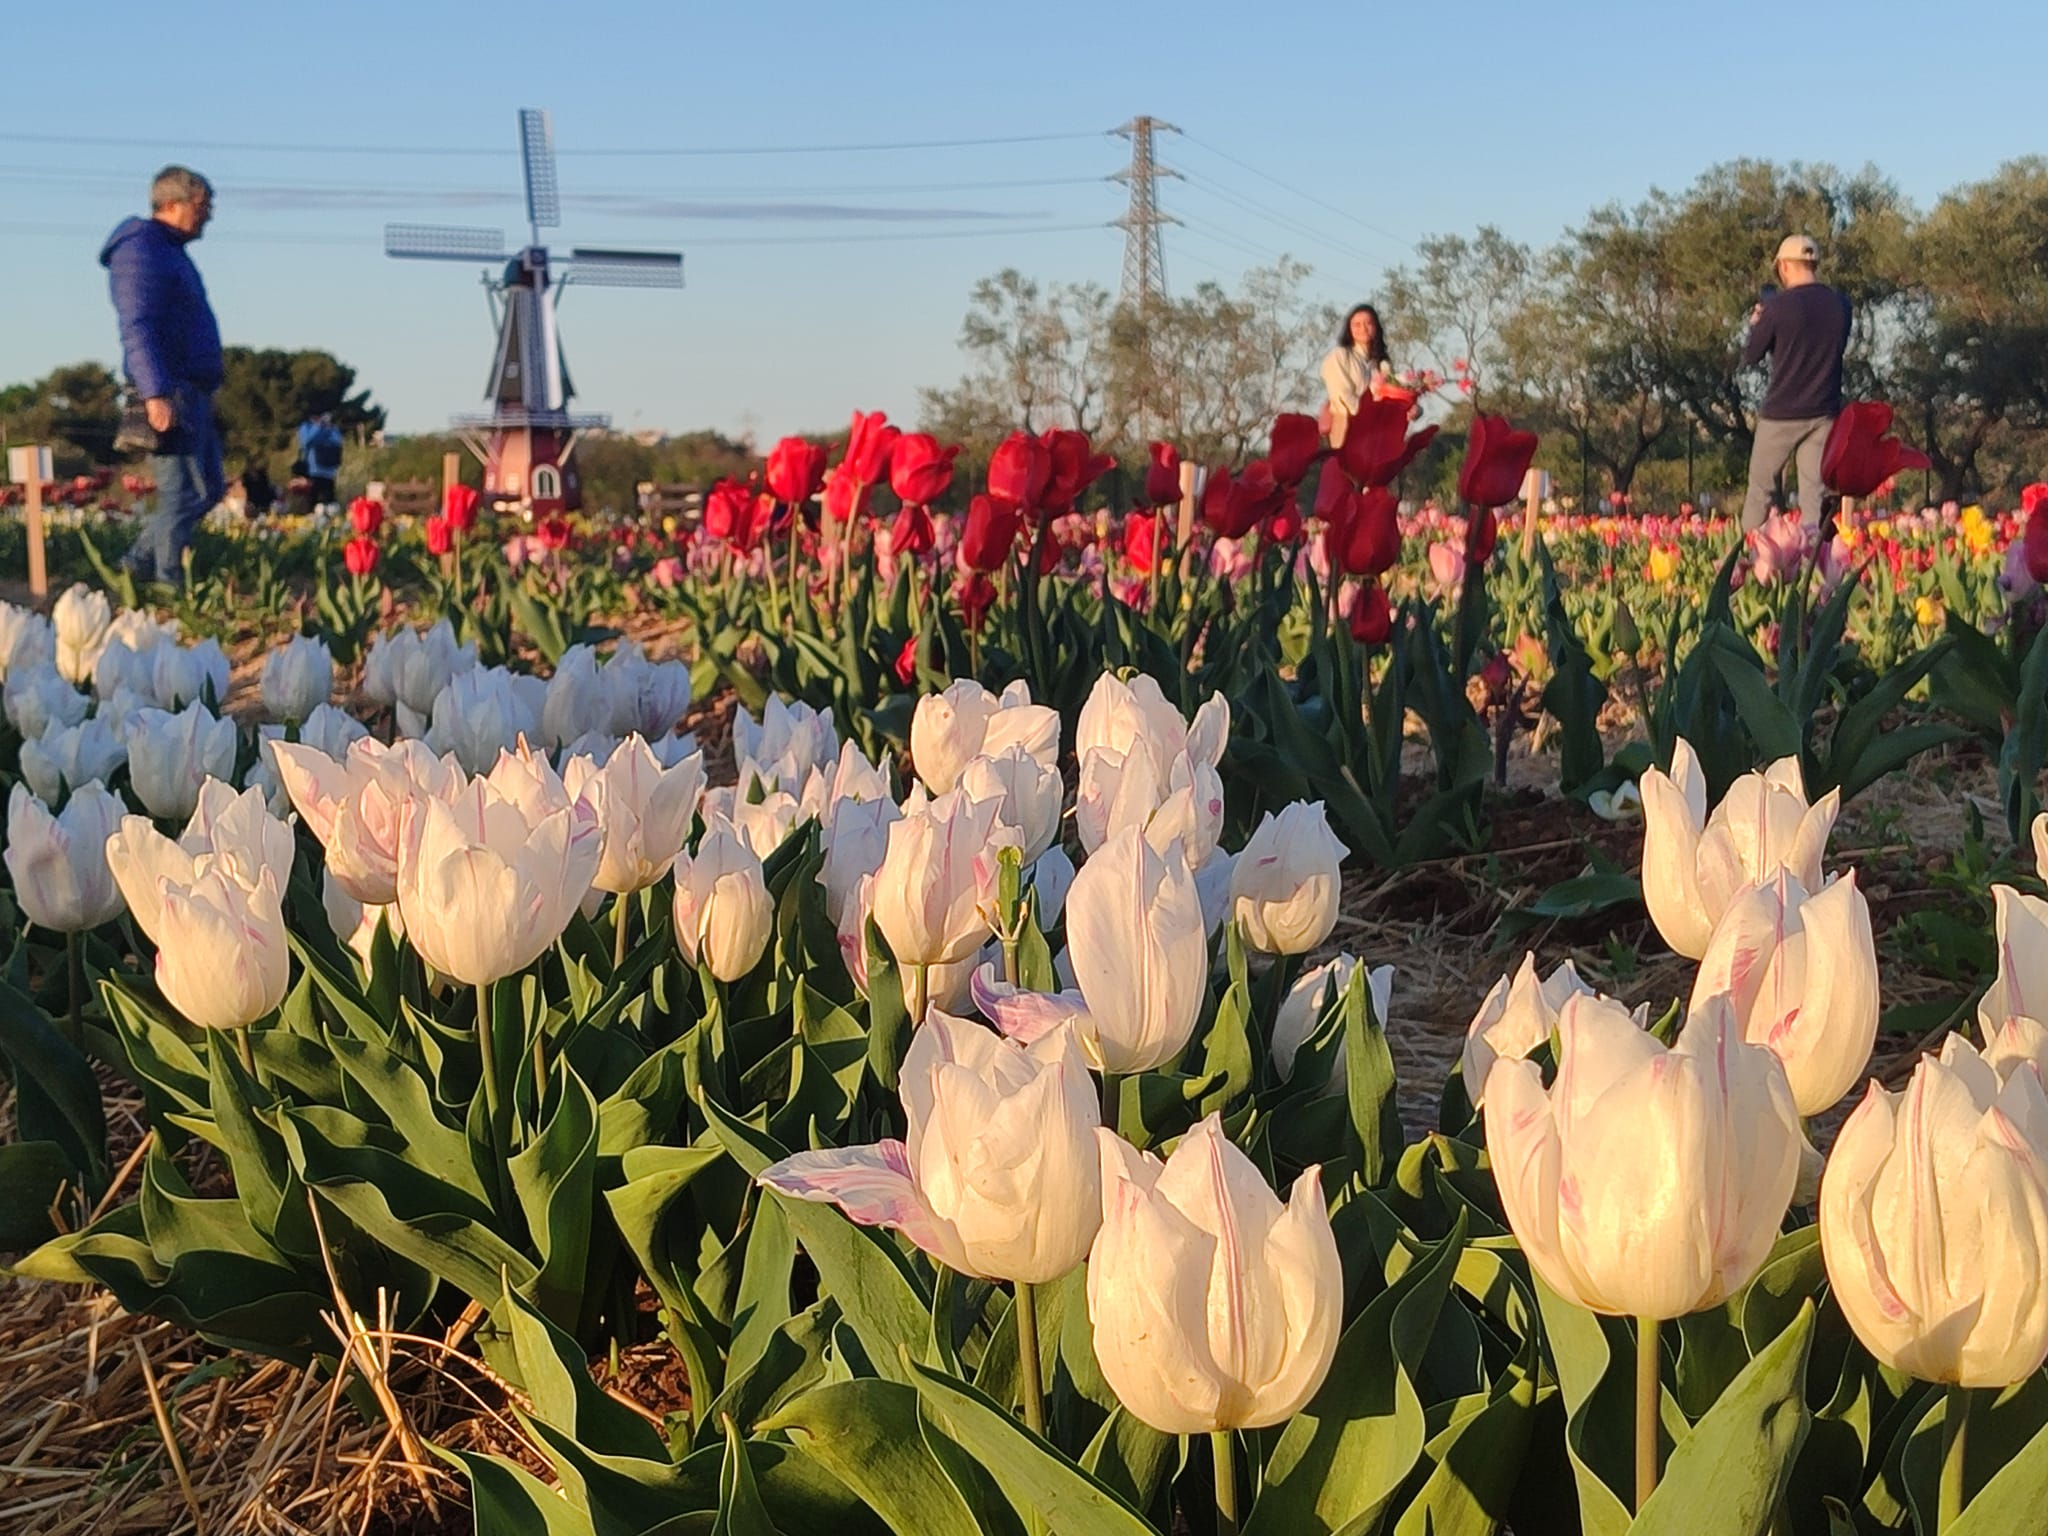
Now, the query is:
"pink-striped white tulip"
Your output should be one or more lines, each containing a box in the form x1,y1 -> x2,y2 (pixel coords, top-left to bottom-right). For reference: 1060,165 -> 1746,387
672,818 -> 774,983
1459,954 -> 1599,1107
1485,992 -> 1800,1318
1229,801 -> 1346,955
1640,740 -> 1839,959
5,782 -> 126,933
911,678 -> 1060,794
1063,827 -> 1207,1072
1821,1035 -> 2048,1387
1688,870 -> 1879,1115
1089,1115 -> 1341,1432
871,786 -> 1003,968
563,735 -> 704,895
1983,886 -> 2048,1038
959,744 -> 1064,865
759,1009 -> 1100,1283
273,736 -> 464,906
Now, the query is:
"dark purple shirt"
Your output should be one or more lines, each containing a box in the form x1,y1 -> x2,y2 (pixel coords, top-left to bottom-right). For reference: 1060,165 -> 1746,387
1742,283 -> 1851,420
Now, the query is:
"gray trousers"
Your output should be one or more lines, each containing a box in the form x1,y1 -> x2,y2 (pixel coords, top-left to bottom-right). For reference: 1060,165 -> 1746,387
1740,414 -> 1834,532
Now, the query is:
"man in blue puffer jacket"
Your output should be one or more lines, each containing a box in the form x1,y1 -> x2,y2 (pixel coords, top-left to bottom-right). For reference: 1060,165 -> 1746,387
101,165 -> 224,585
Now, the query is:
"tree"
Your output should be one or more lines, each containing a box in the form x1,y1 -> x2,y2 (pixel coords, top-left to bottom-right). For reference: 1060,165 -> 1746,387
1380,227 -> 1535,406
214,348 -> 387,472
0,362 -> 122,473
917,270 -> 1113,452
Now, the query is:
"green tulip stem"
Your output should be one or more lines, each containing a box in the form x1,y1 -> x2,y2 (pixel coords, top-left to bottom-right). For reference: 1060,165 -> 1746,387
235,1024 -> 256,1078
1014,1280 -> 1046,1439
613,897 -> 632,974
1212,1429 -> 1239,1536
1635,1315 -> 1660,1513
65,930 -> 85,1052
1941,1384 -> 1973,1532
475,981 -> 512,1215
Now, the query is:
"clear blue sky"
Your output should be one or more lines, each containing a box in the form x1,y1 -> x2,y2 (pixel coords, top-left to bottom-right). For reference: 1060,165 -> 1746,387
5,0 -> 2025,445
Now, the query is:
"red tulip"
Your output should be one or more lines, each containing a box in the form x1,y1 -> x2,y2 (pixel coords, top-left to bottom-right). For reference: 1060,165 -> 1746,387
1459,414 -> 1540,509
444,483 -> 481,533
705,477 -> 750,540
960,494 -> 1025,572
987,431 -> 1052,511
892,501 -> 935,557
348,496 -> 384,536
1039,428 -> 1115,514
1145,442 -> 1183,507
766,436 -> 829,505
2026,510 -> 2048,585
842,410 -> 900,489
1203,460 -> 1285,539
1269,413 -> 1321,488
823,469 -> 870,525
1348,579 -> 1392,644
959,572 -> 998,632
894,635 -> 919,687
1266,503 -> 1303,544
1467,507 -> 1499,565
1338,395 -> 1439,488
889,433 -> 959,506
1124,510 -> 1159,574
537,515 -> 572,552
343,534 -> 380,578
1821,402 -> 1931,498
2023,483 -> 2048,518
424,514 -> 453,556
1331,486 -> 1401,576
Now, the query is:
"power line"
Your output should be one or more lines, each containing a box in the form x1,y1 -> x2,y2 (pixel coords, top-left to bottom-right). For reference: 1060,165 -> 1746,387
0,164 -> 1108,198
0,128 -> 1108,159
1176,132 -> 1415,255
1174,169 -> 1368,269
13,219 -> 1108,249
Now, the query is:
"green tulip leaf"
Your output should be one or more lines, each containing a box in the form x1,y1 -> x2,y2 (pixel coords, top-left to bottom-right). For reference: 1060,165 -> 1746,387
1390,1333 -> 1541,1536
0,973 -> 106,1188
698,1300 -> 838,1450
509,1063 -> 600,1327
764,1377 -> 984,1536
1078,1405 -> 1177,1517
714,1411 -> 785,1536
441,1449 -> 600,1536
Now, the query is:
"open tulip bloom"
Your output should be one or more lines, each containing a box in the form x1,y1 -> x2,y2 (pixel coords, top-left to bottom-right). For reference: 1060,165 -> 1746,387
1459,953 -> 1601,1108
1640,739 -> 1840,960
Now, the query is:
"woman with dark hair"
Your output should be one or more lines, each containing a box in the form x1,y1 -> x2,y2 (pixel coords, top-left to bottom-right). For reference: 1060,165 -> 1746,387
1320,304 -> 1397,447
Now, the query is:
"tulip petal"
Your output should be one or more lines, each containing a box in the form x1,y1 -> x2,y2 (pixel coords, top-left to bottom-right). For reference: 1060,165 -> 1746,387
758,1140 -> 962,1268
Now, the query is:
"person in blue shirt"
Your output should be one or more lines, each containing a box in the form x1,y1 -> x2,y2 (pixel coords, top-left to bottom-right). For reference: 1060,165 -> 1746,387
1738,234 -> 1853,533
101,165 -> 224,585
298,413 -> 344,507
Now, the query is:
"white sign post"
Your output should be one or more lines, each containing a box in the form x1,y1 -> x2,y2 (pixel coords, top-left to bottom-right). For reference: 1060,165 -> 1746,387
1518,467 -> 1552,562
6,445 -> 52,600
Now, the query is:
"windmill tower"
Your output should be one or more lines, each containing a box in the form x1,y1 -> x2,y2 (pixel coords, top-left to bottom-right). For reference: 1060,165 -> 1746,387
385,109 -> 683,515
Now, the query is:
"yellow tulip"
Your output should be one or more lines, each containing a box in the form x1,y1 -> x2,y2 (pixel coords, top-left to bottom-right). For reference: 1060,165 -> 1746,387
1647,545 -> 1677,583
1915,595 -> 1941,629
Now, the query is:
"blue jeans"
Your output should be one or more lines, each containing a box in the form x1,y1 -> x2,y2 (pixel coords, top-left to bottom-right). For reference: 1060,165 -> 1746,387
128,384 -> 224,582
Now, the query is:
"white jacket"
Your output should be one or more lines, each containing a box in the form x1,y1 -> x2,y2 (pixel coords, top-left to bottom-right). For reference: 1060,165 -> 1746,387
1320,345 -> 1390,418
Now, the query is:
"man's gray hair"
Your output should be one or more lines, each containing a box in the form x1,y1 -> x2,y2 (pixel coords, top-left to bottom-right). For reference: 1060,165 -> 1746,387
150,165 -> 212,209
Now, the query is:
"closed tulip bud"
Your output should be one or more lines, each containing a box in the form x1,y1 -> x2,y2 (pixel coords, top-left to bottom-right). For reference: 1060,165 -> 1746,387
539,644 -> 614,749
5,782 -> 126,932
260,634 -> 334,723
872,786 -> 1004,968
128,702 -> 237,822
761,1010 -> 1101,1283
1230,801 -> 1347,955
424,666 -> 547,776
105,816 -> 289,1031
1690,870 -> 1880,1115
1982,885 -> 2048,1035
52,584 -> 112,685
732,696 -> 838,787
364,621 -> 477,719
1063,827 -> 1208,1073
20,716 -> 126,804
1640,740 -> 1839,960
1822,1036 -> 2048,1387
152,637 -> 231,711
5,661 -> 91,742
672,818 -> 774,982
959,745 -> 1064,865
562,735 -> 704,895
1460,954 -> 1601,1106
820,792 -> 900,927
910,679 -> 997,794
0,603 -> 54,681
1271,955 -> 1399,1090
395,770 -> 602,986
1485,993 -> 1800,1319
1089,1115 -> 1342,1433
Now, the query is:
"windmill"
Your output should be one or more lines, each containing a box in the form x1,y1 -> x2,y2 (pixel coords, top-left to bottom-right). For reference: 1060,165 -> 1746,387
385,108 -> 683,515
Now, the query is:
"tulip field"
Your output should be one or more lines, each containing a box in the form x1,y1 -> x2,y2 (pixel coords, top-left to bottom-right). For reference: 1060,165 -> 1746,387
5,401 -> 2048,1536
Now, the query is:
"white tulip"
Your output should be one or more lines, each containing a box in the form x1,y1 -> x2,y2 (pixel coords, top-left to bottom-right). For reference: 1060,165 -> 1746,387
20,716 -> 126,804
733,697 -> 837,789
562,735 -> 704,895
1690,870 -> 1880,1115
1821,1036 -> 2048,1387
760,1009 -> 1101,1283
1062,827 -> 1208,1073
151,637 -> 231,711
5,661 -> 91,741
1640,740 -> 1839,960
1077,672 -> 1228,771
93,634 -> 164,703
729,790 -> 801,861
1089,1115 -> 1341,1433
1271,954 -> 1399,1089
0,603 -> 53,680
672,818 -> 775,982
1983,886 -> 2048,1037
127,702 -> 237,822
1460,954 -> 1600,1107
541,645 -> 616,749
246,703 -> 369,817
959,745 -> 1064,865
820,792 -> 900,926
272,735 -> 459,905
871,786 -> 1004,969
1485,992 -> 1801,1318
1230,801 -> 1347,955
365,620 -> 477,719
424,666 -> 547,776
52,584 -> 112,685
260,634 -> 333,723
5,782 -> 126,932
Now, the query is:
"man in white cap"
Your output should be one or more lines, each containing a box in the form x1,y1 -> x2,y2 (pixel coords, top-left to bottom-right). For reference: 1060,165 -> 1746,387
1737,233 -> 1852,533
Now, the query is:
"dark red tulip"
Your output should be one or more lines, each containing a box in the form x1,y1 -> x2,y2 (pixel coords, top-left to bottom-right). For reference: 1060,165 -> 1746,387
960,494 -> 1025,572
1331,485 -> 1401,576
894,635 -> 918,686
2026,508 -> 2048,585
766,436 -> 829,506
348,496 -> 384,537
1348,579 -> 1392,644
891,501 -> 935,557
1269,413 -> 1321,488
444,483 -> 481,533
343,534 -> 380,577
1821,402 -> 1931,498
987,431 -> 1052,512
889,433 -> 960,506
537,515 -> 572,552
959,572 -> 998,631
1458,414 -> 1540,509
424,514 -> 453,556
1338,395 -> 1438,488
1204,460 -> 1285,539
841,410 -> 900,489
1039,428 -> 1115,514
1145,442 -> 1183,507
1467,506 -> 1499,565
